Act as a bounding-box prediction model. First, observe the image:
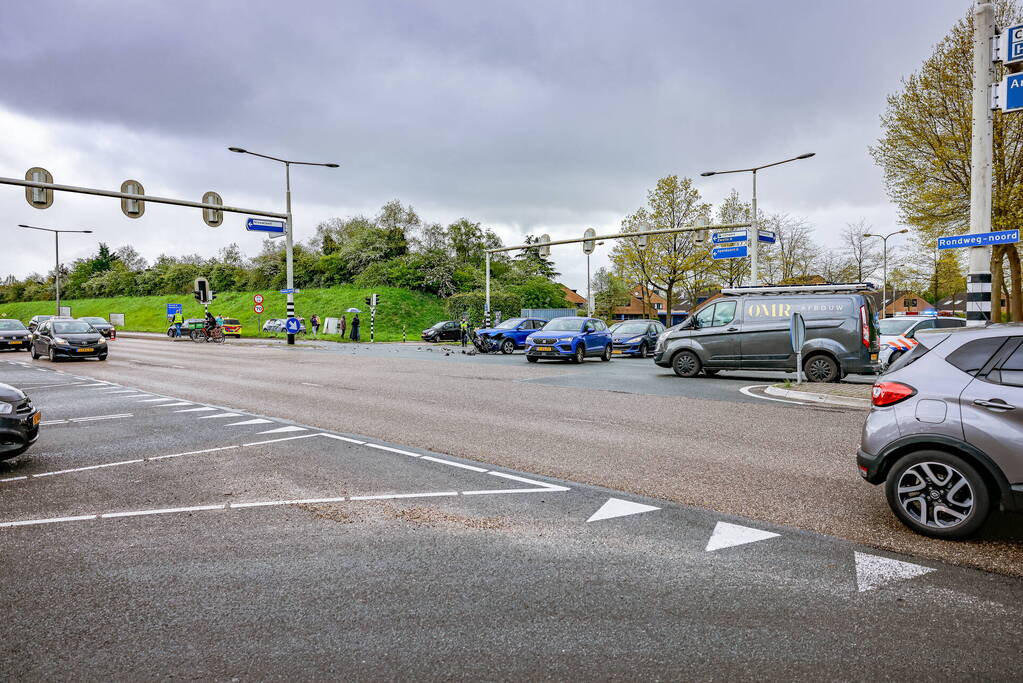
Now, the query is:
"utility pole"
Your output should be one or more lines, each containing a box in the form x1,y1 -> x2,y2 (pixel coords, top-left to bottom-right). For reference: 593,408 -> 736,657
968,1 -> 996,325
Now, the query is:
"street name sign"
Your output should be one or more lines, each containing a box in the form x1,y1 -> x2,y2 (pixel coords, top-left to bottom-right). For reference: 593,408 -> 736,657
996,72 -> 1023,113
279,288 -> 299,294
246,217 -> 286,234
284,317 -> 301,334
712,244 -> 748,260
758,230 -> 777,244
1001,23 -> 1023,64
712,230 -> 747,244
937,229 -> 1019,250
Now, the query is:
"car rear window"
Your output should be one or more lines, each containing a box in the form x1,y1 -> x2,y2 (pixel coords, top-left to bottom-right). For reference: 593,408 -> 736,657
944,336 -> 1008,376
224,319 -> 240,325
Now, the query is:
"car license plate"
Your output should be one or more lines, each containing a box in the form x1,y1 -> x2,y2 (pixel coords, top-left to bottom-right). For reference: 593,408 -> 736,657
536,346 -> 553,352
33,412 -> 41,426
9,340 -> 22,345
77,347 -> 94,353
871,353 -> 878,361
613,350 -> 624,355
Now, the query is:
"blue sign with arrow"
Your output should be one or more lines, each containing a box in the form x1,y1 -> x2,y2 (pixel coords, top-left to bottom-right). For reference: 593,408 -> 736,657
712,244 -> 748,260
937,229 -> 1019,250
712,230 -> 747,244
246,217 -> 286,234
284,317 -> 302,334
758,230 -> 777,244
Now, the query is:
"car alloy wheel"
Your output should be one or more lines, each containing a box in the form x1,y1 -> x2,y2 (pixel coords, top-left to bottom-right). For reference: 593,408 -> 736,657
30,346 -> 39,359
48,347 -> 57,362
601,344 -> 612,361
804,354 -> 839,382
639,342 -> 649,358
885,451 -> 990,539
573,345 -> 585,364
501,339 -> 515,355
671,350 -> 701,378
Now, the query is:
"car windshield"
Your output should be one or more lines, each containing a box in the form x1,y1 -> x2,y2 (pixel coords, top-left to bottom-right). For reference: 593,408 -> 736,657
495,318 -> 526,329
80,317 -> 106,324
0,320 -> 27,331
878,318 -> 920,336
542,317 -> 586,332
429,322 -> 448,329
611,323 -> 648,334
52,322 -> 94,334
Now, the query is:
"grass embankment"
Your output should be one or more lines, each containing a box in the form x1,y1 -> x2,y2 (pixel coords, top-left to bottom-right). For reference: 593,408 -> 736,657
0,286 -> 446,342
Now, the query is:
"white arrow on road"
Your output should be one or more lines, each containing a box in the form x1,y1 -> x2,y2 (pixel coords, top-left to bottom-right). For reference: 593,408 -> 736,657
854,552 -> 935,592
705,521 -> 779,551
586,498 -> 660,522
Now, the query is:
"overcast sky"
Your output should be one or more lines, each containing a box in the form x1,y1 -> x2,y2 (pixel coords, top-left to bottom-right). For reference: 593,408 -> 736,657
0,0 -> 970,293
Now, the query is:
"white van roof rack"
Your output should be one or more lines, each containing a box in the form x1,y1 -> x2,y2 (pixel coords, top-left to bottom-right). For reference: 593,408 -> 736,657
720,283 -> 877,296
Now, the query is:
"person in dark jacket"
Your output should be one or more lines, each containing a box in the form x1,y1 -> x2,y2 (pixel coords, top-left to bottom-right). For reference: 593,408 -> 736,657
350,314 -> 360,341
339,314 -> 347,340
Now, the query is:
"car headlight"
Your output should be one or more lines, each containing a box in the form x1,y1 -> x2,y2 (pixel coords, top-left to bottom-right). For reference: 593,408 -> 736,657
626,336 -> 643,344
52,336 -> 68,345
0,403 -> 13,414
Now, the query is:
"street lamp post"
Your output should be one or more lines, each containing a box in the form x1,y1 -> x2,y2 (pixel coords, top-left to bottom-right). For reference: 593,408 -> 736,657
700,152 -> 815,286
229,147 -> 339,345
863,229 -> 908,318
586,241 -> 605,318
17,224 -> 93,316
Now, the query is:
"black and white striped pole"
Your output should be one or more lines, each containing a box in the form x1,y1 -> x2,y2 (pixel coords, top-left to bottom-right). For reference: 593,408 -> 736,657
968,1 -> 996,325
370,293 -> 377,343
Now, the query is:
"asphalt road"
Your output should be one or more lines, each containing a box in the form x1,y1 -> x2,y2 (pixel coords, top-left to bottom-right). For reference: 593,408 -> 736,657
2,358 -> 1022,679
22,335 -> 1022,578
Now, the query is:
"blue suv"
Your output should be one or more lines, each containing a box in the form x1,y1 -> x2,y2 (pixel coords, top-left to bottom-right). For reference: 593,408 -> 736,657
475,317 -> 548,354
525,317 -> 613,363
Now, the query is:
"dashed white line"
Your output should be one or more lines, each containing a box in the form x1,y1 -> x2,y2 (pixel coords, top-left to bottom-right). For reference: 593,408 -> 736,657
364,443 -> 422,457
198,412 -> 241,419
175,407 -> 216,413
420,455 -> 489,472
300,382 -> 321,387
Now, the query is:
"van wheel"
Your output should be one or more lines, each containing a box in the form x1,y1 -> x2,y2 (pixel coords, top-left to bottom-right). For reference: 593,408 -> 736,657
885,450 -> 990,539
672,350 -> 701,378
501,339 -> 515,355
804,354 -> 839,382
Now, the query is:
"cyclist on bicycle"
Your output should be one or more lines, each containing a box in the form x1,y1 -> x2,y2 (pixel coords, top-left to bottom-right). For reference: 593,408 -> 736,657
204,311 -> 217,332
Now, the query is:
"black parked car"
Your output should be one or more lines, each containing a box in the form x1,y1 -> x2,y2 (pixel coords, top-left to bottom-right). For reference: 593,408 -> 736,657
78,316 -> 116,338
0,382 -> 39,460
0,319 -> 31,351
27,314 -> 53,332
422,320 -> 462,342
30,319 -> 108,361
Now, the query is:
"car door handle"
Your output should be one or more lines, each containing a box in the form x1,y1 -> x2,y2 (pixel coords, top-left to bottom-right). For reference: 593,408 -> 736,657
726,327 -> 739,332
974,399 -> 1016,410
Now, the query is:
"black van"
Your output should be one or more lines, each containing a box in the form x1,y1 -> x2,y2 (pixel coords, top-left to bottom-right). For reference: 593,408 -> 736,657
653,284 -> 881,381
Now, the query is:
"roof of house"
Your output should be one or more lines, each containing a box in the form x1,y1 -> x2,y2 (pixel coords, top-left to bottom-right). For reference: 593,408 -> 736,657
559,284 -> 587,305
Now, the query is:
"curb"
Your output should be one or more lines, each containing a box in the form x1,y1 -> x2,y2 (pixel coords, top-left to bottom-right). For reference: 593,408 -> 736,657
764,385 -> 872,409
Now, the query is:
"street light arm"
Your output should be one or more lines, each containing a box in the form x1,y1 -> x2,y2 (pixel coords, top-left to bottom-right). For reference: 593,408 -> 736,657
230,147 -> 339,168
17,224 -> 92,234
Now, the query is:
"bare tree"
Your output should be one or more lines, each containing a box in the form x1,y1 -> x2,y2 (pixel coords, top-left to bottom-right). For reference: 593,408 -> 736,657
841,220 -> 881,282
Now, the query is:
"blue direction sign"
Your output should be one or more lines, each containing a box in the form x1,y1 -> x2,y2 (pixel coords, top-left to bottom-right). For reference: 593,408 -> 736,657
712,230 -> 747,244
712,244 -> 748,260
279,288 -> 299,294
284,317 -> 302,334
758,230 -> 777,244
166,303 -> 183,317
938,229 -> 1019,250
1001,73 -> 1023,113
246,217 -> 286,234
1003,24 -> 1023,64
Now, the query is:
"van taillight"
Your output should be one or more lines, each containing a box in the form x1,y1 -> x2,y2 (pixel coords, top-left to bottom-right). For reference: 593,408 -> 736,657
871,381 -> 916,407
859,305 -> 870,348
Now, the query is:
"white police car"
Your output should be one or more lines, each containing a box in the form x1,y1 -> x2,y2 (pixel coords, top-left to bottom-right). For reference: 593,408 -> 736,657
877,314 -> 966,367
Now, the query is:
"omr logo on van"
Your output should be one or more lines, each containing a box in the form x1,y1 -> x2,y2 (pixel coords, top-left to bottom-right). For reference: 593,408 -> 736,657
745,301 -> 848,318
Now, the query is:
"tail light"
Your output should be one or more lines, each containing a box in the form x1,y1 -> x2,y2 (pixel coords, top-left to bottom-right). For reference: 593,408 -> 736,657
110,329 -> 116,340
871,381 -> 916,407
859,305 -> 870,348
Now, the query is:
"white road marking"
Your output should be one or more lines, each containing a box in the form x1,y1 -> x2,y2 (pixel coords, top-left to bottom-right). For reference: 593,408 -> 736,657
0,514 -> 99,528
106,390 -> 140,394
586,497 -> 661,522
40,413 -> 133,426
224,418 -> 273,426
79,383 -> 112,388
152,401 -> 193,408
138,397 -> 176,402
854,552 -> 935,592
739,385 -> 804,405
364,443 -> 421,457
349,491 -> 459,501
705,521 -> 780,551
11,382 -> 90,390
420,455 -> 488,472
255,426 -> 308,434
0,476 -> 28,482
100,504 -> 225,519
198,412 -> 241,419
301,382 -> 321,387
175,407 -> 216,413
319,434 -> 364,445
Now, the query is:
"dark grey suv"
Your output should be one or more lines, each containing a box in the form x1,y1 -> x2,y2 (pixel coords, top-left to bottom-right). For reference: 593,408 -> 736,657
857,323 -> 1023,539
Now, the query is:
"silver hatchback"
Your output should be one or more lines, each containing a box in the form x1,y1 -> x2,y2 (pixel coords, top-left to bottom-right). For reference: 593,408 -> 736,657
857,323 -> 1023,539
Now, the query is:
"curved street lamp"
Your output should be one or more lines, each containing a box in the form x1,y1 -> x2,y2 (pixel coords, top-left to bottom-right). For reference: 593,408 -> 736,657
17,224 -> 94,315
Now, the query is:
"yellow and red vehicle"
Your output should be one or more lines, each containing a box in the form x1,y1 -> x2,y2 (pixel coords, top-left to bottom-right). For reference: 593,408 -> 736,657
221,318 -> 242,338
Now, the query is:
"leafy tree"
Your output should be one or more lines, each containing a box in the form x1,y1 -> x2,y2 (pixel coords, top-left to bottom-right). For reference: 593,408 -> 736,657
513,234 -> 559,280
870,0 -> 1022,319
591,267 -> 630,320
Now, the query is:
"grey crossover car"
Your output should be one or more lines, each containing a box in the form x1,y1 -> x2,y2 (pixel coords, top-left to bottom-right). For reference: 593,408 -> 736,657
857,323 -> 1023,539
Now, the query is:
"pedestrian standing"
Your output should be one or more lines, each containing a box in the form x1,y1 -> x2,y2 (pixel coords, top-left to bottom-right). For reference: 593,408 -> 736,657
339,314 -> 347,340
310,313 -> 320,336
350,314 -> 361,341
172,310 -> 184,338
460,318 -> 468,347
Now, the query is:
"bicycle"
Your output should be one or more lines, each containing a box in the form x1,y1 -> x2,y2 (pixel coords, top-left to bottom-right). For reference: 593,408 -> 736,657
189,326 -> 225,344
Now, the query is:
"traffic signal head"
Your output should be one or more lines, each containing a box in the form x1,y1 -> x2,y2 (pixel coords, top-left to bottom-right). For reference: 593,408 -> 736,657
371,293 -> 379,307
364,297 -> 372,307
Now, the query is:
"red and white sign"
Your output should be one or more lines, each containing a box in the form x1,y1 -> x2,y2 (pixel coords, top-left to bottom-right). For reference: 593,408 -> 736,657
253,294 -> 264,304
253,304 -> 264,314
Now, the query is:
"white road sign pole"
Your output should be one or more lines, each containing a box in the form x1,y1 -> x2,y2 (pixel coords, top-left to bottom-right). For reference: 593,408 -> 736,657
968,1 -> 996,326
284,162 -> 296,345
750,169 -> 759,286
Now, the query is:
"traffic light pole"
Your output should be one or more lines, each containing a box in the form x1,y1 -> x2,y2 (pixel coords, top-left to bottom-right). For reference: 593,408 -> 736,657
968,1 -> 996,325
285,162 -> 296,345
